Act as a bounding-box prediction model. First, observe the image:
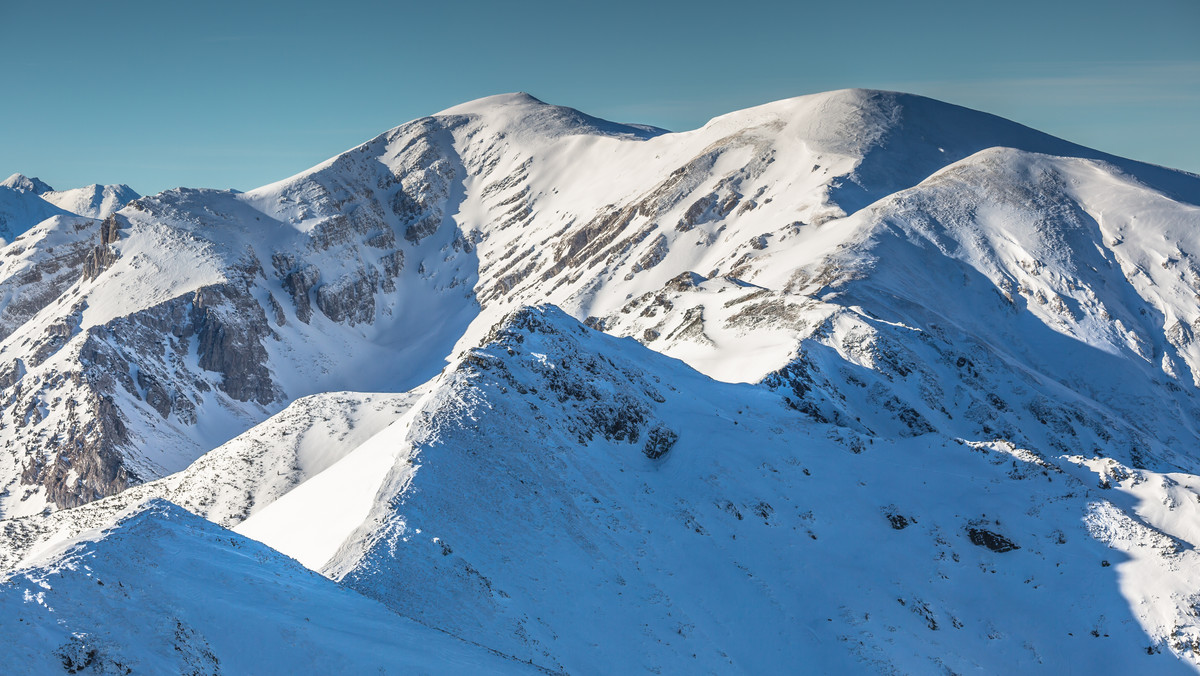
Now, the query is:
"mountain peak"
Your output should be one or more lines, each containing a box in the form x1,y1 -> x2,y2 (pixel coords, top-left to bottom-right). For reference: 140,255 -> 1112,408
435,91 -> 547,116
1,173 -> 53,194
40,182 -> 141,218
436,91 -> 664,140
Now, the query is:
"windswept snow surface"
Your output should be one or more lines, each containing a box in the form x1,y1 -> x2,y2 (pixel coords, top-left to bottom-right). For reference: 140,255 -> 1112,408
0,499 -> 537,674
2,89 -> 1200,671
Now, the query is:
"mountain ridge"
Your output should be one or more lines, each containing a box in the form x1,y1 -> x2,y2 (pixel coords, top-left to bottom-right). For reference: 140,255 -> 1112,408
2,87 -> 1197,513
4,88 -> 1200,671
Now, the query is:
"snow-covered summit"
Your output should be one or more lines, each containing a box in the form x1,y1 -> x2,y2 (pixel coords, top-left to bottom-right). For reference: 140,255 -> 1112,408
41,183 -> 140,219
435,91 -> 550,115
436,91 -> 667,140
0,182 -> 73,244
0,173 -> 53,194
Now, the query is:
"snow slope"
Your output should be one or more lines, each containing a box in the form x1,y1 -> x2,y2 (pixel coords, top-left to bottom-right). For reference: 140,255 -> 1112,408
0,389 -> 419,570
0,499 -> 537,674
237,306 -> 1200,673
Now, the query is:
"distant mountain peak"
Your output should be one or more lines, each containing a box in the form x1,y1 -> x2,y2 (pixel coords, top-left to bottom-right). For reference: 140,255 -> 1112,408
1,173 -> 53,194
41,182 -> 141,219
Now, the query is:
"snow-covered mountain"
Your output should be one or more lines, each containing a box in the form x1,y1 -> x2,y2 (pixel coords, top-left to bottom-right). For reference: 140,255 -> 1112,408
5,89 -> 1197,515
41,183 -> 140,220
0,175 -> 72,245
0,174 -> 53,195
239,305 -> 1200,673
0,174 -> 139,247
3,89 -> 1200,671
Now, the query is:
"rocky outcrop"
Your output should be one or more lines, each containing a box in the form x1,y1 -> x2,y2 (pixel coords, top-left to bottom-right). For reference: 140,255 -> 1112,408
464,307 -> 673,450
80,215 -> 122,281
191,284 -> 277,405
315,267 -> 380,326
966,527 -> 1019,553
391,126 -> 457,244
2,254 -> 280,509
643,426 -> 678,459
273,253 -> 321,324
19,392 -> 136,509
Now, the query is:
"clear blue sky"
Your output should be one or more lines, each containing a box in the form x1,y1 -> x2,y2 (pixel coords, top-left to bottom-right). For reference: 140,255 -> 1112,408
3,0 -> 1197,195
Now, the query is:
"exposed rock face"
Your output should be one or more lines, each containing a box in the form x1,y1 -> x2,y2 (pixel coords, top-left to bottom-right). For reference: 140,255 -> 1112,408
0,218 -> 99,342
191,283 -> 277,405
274,254 -> 320,324
80,215 -> 122,280
6,264 -> 281,508
19,392 -> 134,509
315,267 -> 379,325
